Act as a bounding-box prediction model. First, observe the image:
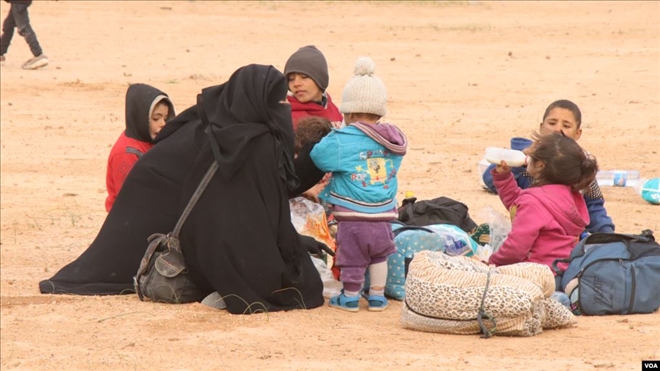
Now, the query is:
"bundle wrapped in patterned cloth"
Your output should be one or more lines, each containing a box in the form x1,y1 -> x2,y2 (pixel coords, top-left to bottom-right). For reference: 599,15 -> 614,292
401,251 -> 576,337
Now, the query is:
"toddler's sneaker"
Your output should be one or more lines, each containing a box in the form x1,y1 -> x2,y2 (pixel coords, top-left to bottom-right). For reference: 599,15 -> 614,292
329,290 -> 360,312
22,54 -> 49,70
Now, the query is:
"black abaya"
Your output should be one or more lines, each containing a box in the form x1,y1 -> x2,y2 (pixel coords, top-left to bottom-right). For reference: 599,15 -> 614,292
176,65 -> 325,313
40,65 -> 325,313
39,114 -> 206,295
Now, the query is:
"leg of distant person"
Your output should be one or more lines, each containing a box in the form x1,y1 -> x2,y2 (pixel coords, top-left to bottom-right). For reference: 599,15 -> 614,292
0,6 -> 17,63
12,3 -> 48,69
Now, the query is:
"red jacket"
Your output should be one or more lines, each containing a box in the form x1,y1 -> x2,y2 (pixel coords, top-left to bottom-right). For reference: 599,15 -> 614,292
105,83 -> 174,212
488,169 -> 589,274
105,132 -> 152,212
288,93 -> 342,130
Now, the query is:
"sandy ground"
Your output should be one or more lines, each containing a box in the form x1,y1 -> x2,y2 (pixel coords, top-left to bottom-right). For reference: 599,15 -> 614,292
1,1 -> 659,370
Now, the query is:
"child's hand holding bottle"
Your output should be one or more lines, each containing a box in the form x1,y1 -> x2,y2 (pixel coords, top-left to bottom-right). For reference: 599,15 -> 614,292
495,160 -> 512,175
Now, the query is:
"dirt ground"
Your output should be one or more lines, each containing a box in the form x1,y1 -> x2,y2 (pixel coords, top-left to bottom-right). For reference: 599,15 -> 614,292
1,1 -> 659,370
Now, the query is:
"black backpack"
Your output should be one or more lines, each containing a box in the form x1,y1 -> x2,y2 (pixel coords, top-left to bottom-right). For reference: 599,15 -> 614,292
397,196 -> 478,233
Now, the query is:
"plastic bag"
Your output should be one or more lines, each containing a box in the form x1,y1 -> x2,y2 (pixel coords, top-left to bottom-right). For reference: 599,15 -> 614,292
473,243 -> 494,262
425,224 -> 479,257
476,206 -> 511,252
289,197 -> 336,253
310,256 -> 342,298
477,158 -> 490,188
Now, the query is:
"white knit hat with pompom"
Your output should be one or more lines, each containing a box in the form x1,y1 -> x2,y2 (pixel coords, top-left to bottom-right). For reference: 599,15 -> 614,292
339,57 -> 387,117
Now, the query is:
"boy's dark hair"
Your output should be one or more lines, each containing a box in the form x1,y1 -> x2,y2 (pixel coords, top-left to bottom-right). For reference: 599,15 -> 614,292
295,116 -> 332,154
529,132 -> 598,191
542,99 -> 582,128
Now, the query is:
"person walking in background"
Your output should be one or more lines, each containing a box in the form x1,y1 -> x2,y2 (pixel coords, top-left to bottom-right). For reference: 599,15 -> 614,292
0,0 -> 49,69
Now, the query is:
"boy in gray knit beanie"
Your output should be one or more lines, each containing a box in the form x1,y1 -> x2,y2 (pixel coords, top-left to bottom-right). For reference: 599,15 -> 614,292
310,57 -> 407,312
284,45 -> 329,93
283,45 -> 342,130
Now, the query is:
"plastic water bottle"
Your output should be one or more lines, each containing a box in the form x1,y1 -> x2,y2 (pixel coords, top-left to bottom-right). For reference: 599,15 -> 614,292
595,170 -> 640,187
477,158 -> 490,187
484,147 -> 528,167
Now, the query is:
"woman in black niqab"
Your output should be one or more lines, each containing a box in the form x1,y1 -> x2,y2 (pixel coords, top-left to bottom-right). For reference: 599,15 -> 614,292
180,65 -> 324,313
39,65 -> 325,313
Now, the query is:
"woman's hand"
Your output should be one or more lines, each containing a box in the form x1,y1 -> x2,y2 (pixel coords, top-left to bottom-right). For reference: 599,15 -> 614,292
299,235 -> 335,257
495,160 -> 511,175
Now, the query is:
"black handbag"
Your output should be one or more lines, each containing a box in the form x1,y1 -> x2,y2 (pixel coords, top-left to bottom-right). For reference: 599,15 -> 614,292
133,161 -> 218,304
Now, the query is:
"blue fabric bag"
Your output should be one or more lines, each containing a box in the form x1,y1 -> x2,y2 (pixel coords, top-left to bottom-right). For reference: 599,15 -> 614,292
553,230 -> 660,315
383,223 -> 479,300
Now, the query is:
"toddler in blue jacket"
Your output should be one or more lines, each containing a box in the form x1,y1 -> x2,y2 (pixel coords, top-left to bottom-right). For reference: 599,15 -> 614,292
310,57 -> 407,312
482,99 -> 614,233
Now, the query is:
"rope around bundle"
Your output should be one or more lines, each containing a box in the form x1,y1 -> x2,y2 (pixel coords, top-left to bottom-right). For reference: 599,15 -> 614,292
476,269 -> 497,338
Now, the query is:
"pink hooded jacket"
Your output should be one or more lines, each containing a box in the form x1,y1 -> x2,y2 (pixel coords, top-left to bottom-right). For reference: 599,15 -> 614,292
488,170 -> 590,274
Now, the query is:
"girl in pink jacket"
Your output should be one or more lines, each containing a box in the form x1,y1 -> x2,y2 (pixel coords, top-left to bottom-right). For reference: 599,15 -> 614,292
488,133 -> 598,273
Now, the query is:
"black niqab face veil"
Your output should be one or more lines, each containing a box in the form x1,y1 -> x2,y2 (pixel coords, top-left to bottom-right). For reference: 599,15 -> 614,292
202,64 -> 298,191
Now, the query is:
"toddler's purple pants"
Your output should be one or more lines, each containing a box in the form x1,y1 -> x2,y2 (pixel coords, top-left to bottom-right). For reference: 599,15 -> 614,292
335,221 -> 395,292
